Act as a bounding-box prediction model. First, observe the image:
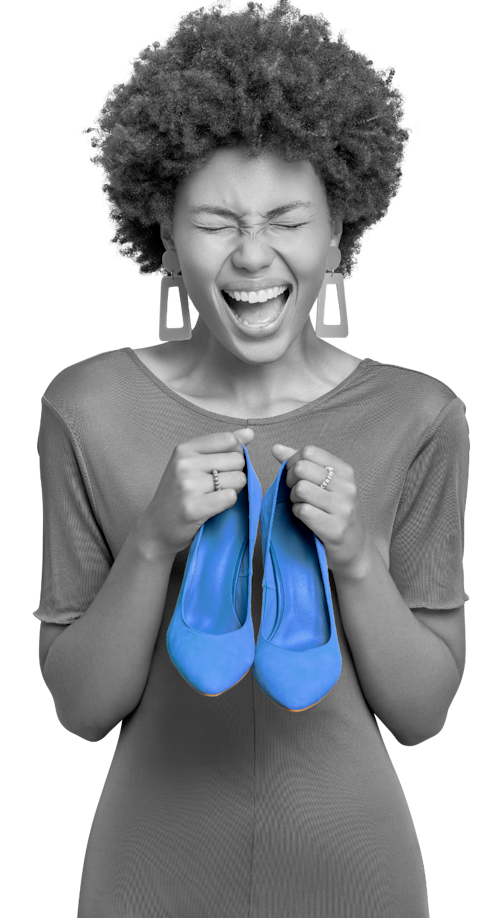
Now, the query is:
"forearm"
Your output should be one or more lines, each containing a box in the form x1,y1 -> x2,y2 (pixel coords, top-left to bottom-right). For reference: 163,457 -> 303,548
331,538 -> 461,745
43,516 -> 177,741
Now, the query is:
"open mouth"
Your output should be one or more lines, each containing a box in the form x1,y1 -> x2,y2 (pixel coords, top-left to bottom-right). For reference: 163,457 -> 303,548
221,285 -> 291,328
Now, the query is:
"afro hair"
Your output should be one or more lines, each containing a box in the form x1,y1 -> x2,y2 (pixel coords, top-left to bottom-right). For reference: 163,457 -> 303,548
87,0 -> 410,278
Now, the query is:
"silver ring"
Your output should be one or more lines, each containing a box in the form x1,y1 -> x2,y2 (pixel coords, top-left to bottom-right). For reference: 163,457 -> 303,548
320,466 -> 334,489
212,465 -> 333,491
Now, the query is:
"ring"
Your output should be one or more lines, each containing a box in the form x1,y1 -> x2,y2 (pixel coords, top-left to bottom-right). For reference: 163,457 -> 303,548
212,469 -> 222,491
320,466 -> 334,489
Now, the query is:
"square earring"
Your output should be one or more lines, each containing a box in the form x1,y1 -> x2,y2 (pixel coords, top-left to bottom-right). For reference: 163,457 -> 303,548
316,272 -> 349,339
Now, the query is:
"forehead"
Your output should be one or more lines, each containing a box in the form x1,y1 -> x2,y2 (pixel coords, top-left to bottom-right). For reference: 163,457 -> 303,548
175,146 -> 326,216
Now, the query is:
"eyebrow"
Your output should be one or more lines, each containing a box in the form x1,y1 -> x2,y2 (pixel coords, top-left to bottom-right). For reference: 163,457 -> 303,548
190,201 -> 314,220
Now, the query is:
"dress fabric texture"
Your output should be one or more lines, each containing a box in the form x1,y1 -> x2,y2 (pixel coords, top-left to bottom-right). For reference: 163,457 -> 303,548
34,347 -> 470,918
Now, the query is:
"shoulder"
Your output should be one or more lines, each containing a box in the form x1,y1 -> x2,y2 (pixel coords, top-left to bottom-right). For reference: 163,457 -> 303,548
361,358 -> 466,431
41,348 -> 131,426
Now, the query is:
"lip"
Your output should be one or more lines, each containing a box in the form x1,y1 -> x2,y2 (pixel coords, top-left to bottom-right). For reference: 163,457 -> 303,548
218,285 -> 292,337
221,280 -> 292,293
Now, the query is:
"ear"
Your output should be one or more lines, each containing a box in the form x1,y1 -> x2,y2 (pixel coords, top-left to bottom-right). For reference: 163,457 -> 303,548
160,223 -> 176,252
329,216 -> 343,249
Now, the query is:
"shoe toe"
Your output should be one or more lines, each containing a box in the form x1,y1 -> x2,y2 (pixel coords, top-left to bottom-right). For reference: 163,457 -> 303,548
253,638 -> 341,711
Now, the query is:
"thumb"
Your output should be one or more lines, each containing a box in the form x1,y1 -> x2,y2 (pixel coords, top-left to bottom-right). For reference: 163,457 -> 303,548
272,443 -> 298,462
232,427 -> 255,446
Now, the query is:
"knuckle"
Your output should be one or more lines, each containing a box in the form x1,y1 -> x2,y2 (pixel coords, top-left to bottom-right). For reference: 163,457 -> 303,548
175,456 -> 192,476
295,459 -> 307,477
303,445 -> 315,462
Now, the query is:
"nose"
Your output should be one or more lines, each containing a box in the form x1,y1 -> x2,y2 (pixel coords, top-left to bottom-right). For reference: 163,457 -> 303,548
231,232 -> 274,274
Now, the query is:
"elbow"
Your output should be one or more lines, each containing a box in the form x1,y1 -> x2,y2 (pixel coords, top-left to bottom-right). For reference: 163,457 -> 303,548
58,714 -> 103,743
395,670 -> 463,747
62,718 -> 110,743
55,704 -> 112,743
397,732 -> 435,747
71,716 -> 118,742
75,727 -> 105,743
50,692 -> 119,743
395,714 -> 447,747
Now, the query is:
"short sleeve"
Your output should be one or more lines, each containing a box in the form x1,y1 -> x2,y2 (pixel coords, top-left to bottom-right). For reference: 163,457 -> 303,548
33,397 -> 113,624
389,397 -> 470,610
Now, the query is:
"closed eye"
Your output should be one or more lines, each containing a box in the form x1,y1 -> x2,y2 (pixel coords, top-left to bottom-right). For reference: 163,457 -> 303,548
198,223 -> 306,233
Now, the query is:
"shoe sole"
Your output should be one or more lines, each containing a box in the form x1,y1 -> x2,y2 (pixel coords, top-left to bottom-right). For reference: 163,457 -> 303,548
262,684 -> 333,712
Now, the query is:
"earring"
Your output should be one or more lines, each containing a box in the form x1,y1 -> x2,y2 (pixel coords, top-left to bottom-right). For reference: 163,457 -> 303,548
315,247 -> 348,338
159,251 -> 192,341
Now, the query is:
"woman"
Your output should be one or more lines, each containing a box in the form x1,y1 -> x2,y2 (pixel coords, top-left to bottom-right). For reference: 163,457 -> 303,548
35,3 -> 469,916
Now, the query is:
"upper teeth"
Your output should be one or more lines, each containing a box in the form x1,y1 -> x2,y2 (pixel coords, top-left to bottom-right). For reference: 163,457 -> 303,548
224,285 -> 288,303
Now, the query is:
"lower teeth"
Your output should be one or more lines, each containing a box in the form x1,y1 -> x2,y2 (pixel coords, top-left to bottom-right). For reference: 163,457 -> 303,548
226,290 -> 289,326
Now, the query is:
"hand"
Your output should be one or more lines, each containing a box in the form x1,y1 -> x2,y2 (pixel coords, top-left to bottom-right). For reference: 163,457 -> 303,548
138,428 -> 255,558
272,442 -> 371,580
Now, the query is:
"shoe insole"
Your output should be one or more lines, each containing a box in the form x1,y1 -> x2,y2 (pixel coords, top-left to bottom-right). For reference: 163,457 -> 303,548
183,485 -> 250,634
264,496 -> 330,651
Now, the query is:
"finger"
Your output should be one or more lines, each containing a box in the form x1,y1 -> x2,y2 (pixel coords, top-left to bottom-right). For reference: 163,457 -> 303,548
187,431 -> 240,454
222,426 -> 254,451
205,469 -> 247,494
286,458 -> 336,489
272,443 -> 296,462
200,450 -> 246,473
297,445 -> 349,473
289,478 -> 333,509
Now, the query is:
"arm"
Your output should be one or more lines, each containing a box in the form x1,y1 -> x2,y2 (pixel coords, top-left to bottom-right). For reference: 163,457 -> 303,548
331,540 -> 465,745
41,522 -> 177,742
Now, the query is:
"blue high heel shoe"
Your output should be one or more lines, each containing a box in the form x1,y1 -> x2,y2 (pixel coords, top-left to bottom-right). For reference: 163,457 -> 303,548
253,460 -> 342,711
167,444 -> 262,696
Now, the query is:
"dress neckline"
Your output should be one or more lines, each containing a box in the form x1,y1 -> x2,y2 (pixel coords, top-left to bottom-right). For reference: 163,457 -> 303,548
122,347 -> 370,426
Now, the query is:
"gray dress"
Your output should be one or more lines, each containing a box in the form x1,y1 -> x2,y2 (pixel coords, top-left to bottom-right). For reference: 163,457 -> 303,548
34,347 -> 469,918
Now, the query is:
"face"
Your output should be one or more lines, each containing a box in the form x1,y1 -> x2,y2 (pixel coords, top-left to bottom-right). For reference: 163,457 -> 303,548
162,145 -> 342,363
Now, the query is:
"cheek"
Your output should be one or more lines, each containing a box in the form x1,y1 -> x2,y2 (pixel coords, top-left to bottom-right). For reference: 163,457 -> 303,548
291,264 -> 327,317
178,242 -> 218,292
285,230 -> 328,276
